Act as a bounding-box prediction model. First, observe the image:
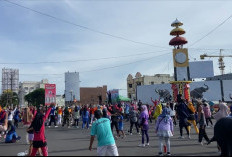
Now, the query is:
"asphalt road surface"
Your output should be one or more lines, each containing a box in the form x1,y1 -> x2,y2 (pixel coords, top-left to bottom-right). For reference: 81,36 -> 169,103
0,120 -> 219,156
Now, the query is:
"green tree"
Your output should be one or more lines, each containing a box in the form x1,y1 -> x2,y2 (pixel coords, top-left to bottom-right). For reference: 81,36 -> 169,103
0,90 -> 19,107
24,88 -> 45,107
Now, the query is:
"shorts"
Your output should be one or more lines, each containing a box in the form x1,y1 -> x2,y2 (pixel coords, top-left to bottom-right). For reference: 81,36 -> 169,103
0,125 -> 7,132
97,144 -> 119,156
28,134 -> 34,141
33,141 -> 47,148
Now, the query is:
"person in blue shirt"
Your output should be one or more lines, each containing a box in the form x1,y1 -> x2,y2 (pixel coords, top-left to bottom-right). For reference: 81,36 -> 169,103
89,110 -> 119,156
48,106 -> 58,128
5,126 -> 21,143
125,103 -> 130,122
118,113 -> 125,138
82,106 -> 90,129
13,108 -> 20,128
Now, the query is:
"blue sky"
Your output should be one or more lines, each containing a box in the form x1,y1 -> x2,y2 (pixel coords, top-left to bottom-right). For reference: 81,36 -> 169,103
0,0 -> 232,96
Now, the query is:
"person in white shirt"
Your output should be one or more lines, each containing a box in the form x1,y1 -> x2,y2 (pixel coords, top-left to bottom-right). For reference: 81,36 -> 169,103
7,106 -> 17,132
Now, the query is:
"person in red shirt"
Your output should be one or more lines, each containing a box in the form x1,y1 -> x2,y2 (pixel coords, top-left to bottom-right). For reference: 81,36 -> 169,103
27,104 -> 54,156
151,97 -> 159,107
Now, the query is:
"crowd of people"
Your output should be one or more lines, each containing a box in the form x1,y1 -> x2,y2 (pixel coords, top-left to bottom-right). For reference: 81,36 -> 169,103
0,94 -> 232,156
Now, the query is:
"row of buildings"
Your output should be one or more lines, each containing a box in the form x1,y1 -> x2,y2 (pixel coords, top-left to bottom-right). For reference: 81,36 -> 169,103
1,68 -> 107,107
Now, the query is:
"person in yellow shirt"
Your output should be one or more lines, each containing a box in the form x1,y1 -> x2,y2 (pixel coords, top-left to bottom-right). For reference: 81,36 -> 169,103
153,103 -> 162,123
187,101 -> 199,135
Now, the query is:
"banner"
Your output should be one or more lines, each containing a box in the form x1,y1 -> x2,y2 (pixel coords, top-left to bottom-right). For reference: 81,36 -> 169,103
45,84 -> 56,106
109,89 -> 119,104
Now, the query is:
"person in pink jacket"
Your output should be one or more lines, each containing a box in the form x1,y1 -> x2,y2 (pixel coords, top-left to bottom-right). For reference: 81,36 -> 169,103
203,103 -> 213,127
27,104 -> 53,156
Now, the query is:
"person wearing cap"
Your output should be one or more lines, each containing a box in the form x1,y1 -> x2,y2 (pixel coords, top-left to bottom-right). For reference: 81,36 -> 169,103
89,110 -> 119,156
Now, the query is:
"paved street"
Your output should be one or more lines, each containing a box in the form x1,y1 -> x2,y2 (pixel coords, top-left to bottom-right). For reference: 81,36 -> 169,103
0,121 -> 218,156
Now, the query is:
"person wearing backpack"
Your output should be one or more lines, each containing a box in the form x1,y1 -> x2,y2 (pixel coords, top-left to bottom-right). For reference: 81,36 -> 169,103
129,107 -> 140,135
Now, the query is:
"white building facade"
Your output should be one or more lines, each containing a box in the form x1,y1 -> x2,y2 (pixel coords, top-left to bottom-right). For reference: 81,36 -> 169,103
18,79 -> 48,107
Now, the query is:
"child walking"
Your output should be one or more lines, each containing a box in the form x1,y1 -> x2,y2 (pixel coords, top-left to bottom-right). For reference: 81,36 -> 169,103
155,107 -> 173,156
118,113 -> 125,138
138,105 -> 149,147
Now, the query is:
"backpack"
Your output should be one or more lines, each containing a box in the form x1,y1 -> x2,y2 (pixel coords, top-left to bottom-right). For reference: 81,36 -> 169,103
130,111 -> 138,123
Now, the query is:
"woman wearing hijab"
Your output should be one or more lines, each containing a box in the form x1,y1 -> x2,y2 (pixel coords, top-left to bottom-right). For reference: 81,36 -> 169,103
155,107 -> 173,156
129,107 -> 140,135
138,105 -> 149,147
176,94 -> 190,139
213,102 -> 230,121
197,104 -> 210,145
213,102 -> 230,153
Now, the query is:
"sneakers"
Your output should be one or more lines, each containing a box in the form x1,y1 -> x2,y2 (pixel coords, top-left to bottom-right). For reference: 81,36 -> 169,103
167,152 -> 171,156
199,142 -> 203,146
178,136 -> 185,139
48,126 -> 51,128
188,135 -> 191,139
145,143 -> 149,146
138,144 -> 145,147
130,133 -> 133,135
158,152 -> 163,156
55,126 -> 58,128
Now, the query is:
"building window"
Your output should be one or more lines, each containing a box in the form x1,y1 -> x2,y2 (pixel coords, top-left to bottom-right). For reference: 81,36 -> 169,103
24,87 -> 28,90
129,94 -> 131,98
161,81 -> 165,84
151,82 -> 154,85
137,82 -> 141,86
128,84 -> 132,88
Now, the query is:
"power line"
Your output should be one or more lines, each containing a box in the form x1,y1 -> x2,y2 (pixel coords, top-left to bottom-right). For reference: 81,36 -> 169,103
189,14 -> 232,47
18,51 -> 171,75
0,49 -> 169,65
80,52 -> 170,73
2,0 -> 167,49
